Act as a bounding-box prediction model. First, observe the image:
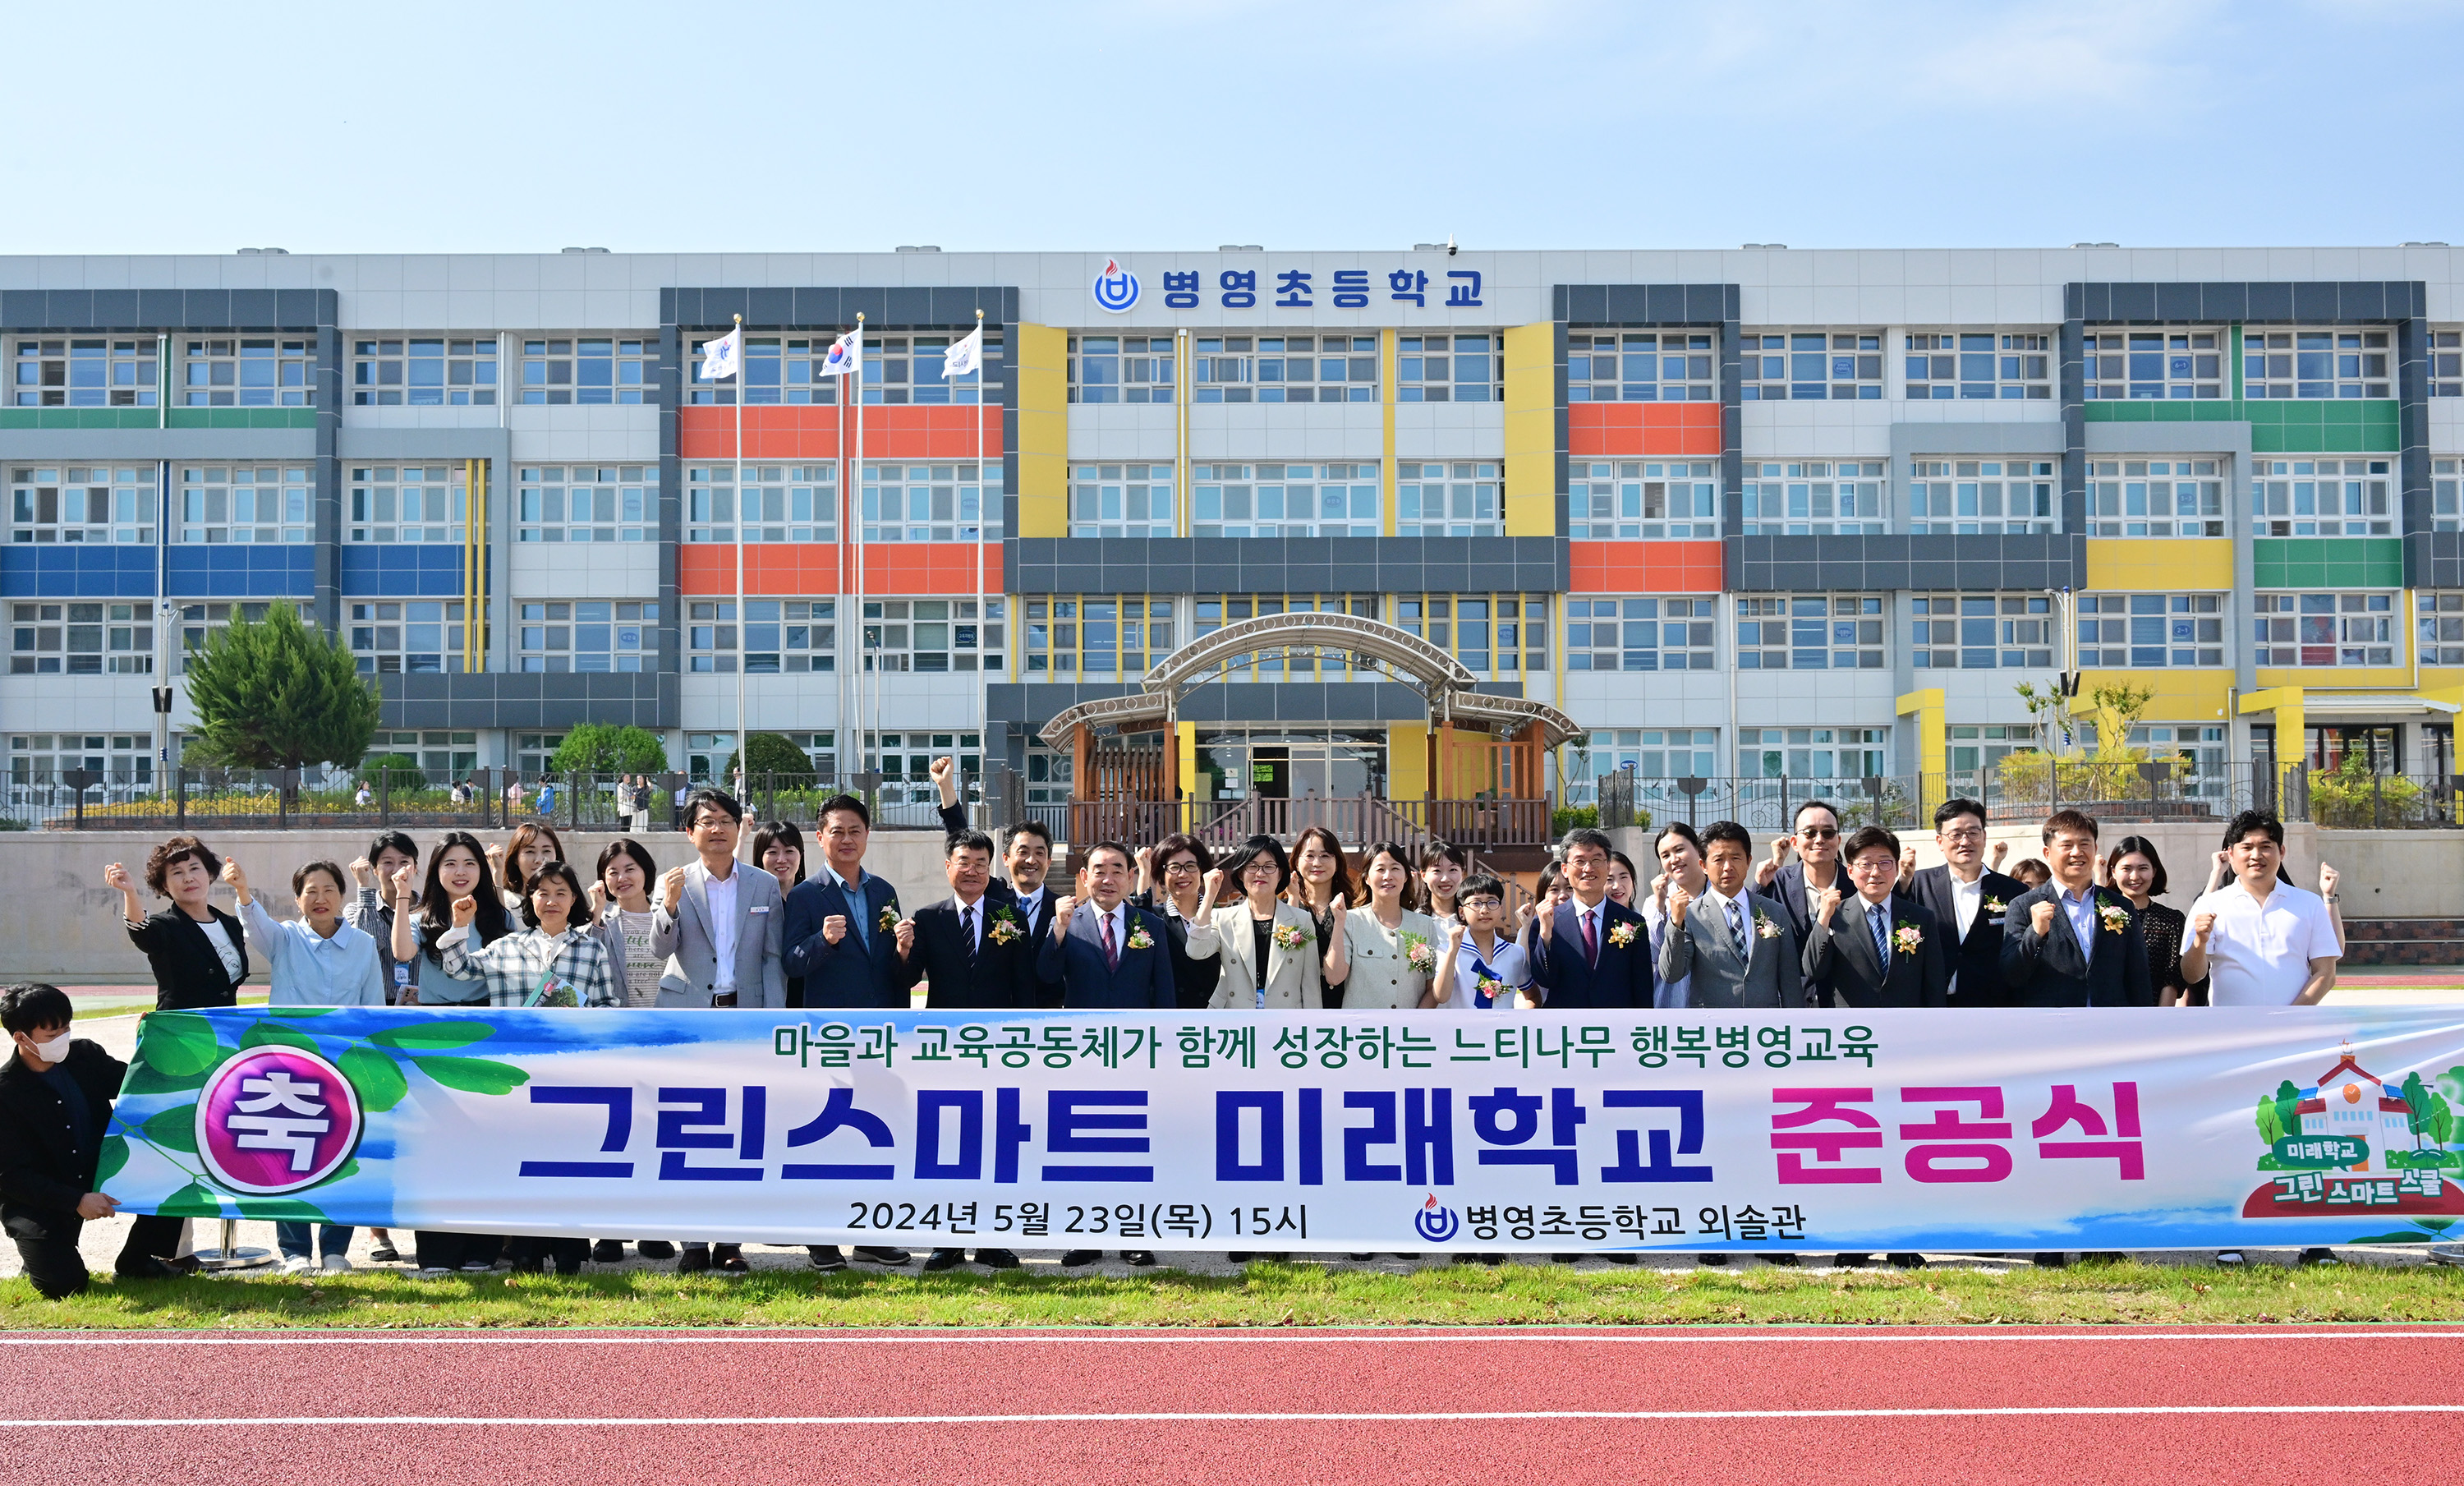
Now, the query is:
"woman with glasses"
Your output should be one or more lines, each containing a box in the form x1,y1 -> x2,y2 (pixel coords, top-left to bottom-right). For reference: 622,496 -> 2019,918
1131,833 -> 1224,1010
1208,835 -> 1322,1010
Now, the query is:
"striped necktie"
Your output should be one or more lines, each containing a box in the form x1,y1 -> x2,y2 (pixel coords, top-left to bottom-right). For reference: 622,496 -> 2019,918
1101,910 -> 1119,970
962,904 -> 977,968
1869,903 -> 1890,965
1727,898 -> 1749,961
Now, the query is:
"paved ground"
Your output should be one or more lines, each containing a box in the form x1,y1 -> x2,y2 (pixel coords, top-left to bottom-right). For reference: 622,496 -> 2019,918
1,1327 -> 2459,1483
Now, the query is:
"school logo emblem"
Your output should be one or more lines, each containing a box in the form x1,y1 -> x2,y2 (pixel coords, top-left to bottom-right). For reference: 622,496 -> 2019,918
1092,257 -> 1140,314
2241,1043 -> 2464,1221
1413,1193 -> 1460,1244
195,1045 -> 365,1196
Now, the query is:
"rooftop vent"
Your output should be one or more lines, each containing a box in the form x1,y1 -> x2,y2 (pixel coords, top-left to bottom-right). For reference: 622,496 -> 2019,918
236,247 -> 288,255
1218,244 -> 1264,251
894,245 -> 941,253
561,246 -> 610,254
2071,242 -> 2120,248
2403,240 -> 2450,247
1741,242 -> 1786,250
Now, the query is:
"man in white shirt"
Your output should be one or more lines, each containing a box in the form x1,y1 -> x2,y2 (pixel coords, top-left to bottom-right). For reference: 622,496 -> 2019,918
2183,811 -> 2338,1006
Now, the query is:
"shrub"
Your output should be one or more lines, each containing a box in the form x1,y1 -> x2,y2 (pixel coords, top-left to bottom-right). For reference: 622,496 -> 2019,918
722,731 -> 818,789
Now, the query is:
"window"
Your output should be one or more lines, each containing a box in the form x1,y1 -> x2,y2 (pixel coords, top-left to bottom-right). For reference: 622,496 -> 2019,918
1909,594 -> 2054,669
1188,462 -> 1377,539
1566,596 -> 1716,671
1395,462 -> 1501,538
2432,331 -> 2462,398
1395,594 -> 1549,674
861,598 -> 1001,673
2081,458 -> 2225,538
1398,334 -> 1497,401
862,462 -> 997,543
177,465 -> 309,544
1022,596 -> 1161,675
518,464 -> 660,544
687,336 -> 842,406
10,466 -> 154,544
2252,591 -> 2397,667
11,338 -> 155,407
517,337 -> 649,404
690,599 -> 834,674
182,338 -> 314,407
352,600 -> 472,674
2075,593 -> 2225,668
514,734 -> 565,778
1565,331 -> 1715,402
1565,461 -> 1719,540
2250,458 -> 2392,537
2419,592 -> 2464,665
1737,726 -> 1887,779
2128,724 -> 2229,799
1740,462 -> 1887,536
1946,725 -> 2039,777
519,600 -> 656,673
352,338 -> 496,406
1734,595 -> 1884,669
1575,729 -> 1719,793
683,465 -> 830,544
1189,595 -> 1379,679
1904,333 -> 2051,399
9,602 -> 152,674
1741,331 -> 1882,400
1069,462 -> 1178,537
366,729 -> 478,780
2081,329 -> 2223,399
2243,329 -> 2390,399
1909,459 -> 2057,535
2435,458 -> 2463,531
1192,334 -> 1377,403
176,601 -> 311,670
7,734 -> 152,787
347,465 -> 467,543
867,731 -> 983,803
1025,739 -> 1073,806
861,333 -> 1000,406
1069,335 -> 1174,403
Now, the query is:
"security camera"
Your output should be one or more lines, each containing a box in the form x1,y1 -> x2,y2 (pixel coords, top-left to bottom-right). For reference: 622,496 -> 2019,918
1446,234 -> 1458,257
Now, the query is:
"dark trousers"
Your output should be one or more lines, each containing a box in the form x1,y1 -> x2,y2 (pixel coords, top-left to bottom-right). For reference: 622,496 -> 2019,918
121,1213 -> 184,1267
414,1231 -> 503,1271
4,1211 -> 88,1300
506,1235 -> 589,1272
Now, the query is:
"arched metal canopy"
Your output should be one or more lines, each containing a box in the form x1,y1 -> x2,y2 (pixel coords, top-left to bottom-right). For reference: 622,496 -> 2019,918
1036,611 -> 1579,749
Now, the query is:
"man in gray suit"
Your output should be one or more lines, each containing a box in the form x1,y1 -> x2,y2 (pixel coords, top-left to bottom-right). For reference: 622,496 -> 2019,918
1657,819 -> 1804,1010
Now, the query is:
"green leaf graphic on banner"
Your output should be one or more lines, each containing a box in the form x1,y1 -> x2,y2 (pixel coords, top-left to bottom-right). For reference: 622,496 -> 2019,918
121,1056 -> 212,1097
308,1157 -> 360,1190
241,1021 -> 321,1053
137,1012 -> 221,1077
157,1181 -> 225,1217
409,1055 -> 528,1096
96,1135 -> 128,1185
265,1007 -> 335,1019
139,1103 -> 200,1153
369,1021 -> 495,1052
233,1197 -> 331,1222
338,1045 -> 409,1111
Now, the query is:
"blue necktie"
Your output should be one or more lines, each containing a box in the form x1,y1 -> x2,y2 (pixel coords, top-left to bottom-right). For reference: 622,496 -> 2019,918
1869,904 -> 1889,965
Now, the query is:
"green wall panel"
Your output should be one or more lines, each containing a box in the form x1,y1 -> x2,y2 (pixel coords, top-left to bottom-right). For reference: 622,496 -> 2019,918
0,408 -> 161,430
163,407 -> 319,430
2251,536 -> 2404,588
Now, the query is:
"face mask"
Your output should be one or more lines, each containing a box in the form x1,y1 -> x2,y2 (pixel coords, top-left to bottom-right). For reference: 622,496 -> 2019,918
29,1032 -> 71,1063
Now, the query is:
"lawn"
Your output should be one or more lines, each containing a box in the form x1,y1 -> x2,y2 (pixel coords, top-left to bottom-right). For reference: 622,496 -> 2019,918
11,1258 -> 2464,1330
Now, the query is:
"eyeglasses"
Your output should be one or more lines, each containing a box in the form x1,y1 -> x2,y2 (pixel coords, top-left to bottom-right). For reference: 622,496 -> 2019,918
1940,827 -> 1985,842
1163,860 -> 1202,874
1798,826 -> 1839,841
1460,899 -> 1503,912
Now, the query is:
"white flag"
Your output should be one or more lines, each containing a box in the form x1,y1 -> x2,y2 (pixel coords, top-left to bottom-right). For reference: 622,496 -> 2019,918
816,329 -> 862,378
697,326 -> 742,382
941,324 -> 984,381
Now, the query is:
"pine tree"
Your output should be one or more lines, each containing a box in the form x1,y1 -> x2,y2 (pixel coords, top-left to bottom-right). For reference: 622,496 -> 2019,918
182,604 -> 379,777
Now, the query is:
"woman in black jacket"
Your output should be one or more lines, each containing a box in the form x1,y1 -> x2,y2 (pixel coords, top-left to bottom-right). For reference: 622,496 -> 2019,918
2107,835 -> 2203,1005
1133,833 -> 1224,1010
105,835 -> 247,1011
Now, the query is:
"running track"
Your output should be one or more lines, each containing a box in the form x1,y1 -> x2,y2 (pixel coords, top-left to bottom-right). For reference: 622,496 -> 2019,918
2,1327 -> 2459,1484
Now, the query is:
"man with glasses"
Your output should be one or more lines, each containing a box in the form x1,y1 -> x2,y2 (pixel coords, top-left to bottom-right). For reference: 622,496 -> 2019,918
1755,799 -> 1846,949
1895,798 -> 2027,1007
2000,808 -> 2153,1010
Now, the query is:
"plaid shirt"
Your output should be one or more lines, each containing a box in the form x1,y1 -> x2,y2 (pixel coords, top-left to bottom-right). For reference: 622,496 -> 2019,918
436,924 -> 619,1009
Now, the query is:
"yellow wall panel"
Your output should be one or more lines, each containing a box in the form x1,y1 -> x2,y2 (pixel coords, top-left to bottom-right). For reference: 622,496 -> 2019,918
2076,668 -> 2236,723
1388,723 -> 1428,802
1013,322 -> 1069,538
2255,667 -> 2416,692
2084,539 -> 2233,592
1501,321 -> 1558,537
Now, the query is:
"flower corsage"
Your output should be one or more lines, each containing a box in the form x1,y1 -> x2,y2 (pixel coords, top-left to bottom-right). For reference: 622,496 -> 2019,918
1401,931 -> 1437,974
1473,973 -> 1510,1007
1271,922 -> 1308,950
1126,923 -> 1154,950
1754,911 -> 1782,940
2098,903 -> 2133,936
1983,896 -> 2007,915
987,909 -> 1024,945
1607,920 -> 1639,949
878,903 -> 901,935
1892,922 -> 1924,956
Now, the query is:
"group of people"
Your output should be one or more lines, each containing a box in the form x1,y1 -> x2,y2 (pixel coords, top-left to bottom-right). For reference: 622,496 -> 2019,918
0,757 -> 2351,1298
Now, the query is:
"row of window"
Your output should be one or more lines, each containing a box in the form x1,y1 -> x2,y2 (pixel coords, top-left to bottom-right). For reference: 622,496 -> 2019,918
11,338 -> 310,408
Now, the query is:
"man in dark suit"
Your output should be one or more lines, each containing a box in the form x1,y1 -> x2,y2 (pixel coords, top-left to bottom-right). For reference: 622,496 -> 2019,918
1529,827 -> 1653,1009
903,834 -> 1027,1274
1999,808 -> 2154,1009
784,794 -> 908,1011
1894,798 -> 2029,1008
0,984 -> 178,1295
1801,826 -> 1950,1010
928,755 -> 1061,1007
1035,841 -> 1168,1270
1754,799 -> 1848,948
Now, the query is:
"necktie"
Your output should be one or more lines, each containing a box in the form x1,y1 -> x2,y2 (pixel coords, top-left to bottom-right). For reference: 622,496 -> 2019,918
1869,904 -> 1890,966
1101,910 -> 1119,970
1583,909 -> 1599,968
1727,898 -> 1749,961
963,904 -> 977,968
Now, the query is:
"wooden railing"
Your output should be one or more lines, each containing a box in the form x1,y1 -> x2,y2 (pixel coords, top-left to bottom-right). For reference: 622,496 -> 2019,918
1066,797 -> 1551,853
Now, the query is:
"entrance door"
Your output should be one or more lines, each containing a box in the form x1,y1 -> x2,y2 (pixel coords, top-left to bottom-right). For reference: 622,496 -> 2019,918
1250,746 -> 1289,799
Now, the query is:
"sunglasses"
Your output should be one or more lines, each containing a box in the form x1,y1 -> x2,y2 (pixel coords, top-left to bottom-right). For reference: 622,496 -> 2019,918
1798,826 -> 1840,840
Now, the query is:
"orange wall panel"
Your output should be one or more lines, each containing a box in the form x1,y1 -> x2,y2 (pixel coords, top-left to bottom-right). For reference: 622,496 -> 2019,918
676,406 -> 1002,461
1567,402 -> 1722,457
1570,540 -> 1726,593
676,542 -> 995,597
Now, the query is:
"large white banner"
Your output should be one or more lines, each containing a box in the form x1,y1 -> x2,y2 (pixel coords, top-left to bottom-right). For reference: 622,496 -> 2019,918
108,1005 -> 2464,1252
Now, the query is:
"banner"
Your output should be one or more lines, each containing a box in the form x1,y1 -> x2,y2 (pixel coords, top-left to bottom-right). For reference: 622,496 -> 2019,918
107,1006 -> 2464,1253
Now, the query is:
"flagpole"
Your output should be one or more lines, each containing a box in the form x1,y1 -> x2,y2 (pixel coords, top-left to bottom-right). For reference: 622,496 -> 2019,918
853,313 -> 867,807
972,309 -> 987,798
729,315 -> 747,805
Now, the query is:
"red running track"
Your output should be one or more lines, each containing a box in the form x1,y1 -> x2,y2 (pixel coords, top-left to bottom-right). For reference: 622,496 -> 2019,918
2,1327 -> 2460,1484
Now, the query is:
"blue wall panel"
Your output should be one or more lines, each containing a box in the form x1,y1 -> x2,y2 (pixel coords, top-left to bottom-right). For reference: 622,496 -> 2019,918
0,545 -> 159,598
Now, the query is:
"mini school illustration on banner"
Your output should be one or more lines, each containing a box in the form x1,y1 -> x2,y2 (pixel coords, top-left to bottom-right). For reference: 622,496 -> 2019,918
101,1006 -> 2464,1253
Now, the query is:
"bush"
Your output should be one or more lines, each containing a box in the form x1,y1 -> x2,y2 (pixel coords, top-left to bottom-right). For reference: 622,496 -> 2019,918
722,732 -> 818,789
359,752 -> 424,785
2310,751 -> 2424,828
549,723 -> 669,776
1551,804 -> 1599,837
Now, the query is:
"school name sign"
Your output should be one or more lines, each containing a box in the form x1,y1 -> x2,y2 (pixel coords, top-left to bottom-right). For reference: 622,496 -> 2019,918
107,1006 -> 2464,1253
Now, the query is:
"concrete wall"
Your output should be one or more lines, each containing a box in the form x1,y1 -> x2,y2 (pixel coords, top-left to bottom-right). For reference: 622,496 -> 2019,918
0,829 -> 956,981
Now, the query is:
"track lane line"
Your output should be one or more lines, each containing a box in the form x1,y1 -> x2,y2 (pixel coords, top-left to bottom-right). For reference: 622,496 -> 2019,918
1,1327 -> 2461,1347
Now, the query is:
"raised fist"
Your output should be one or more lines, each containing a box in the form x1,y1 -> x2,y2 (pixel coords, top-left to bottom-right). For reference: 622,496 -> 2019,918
894,917 -> 916,959
1814,886 -> 1844,926
822,913 -> 848,945
1666,879 -> 1694,926
2190,909 -> 2217,945
103,862 -> 131,892
2030,900 -> 2058,937
1051,895 -> 1079,935
450,894 -> 477,928
350,856 -> 377,889
660,866 -> 687,914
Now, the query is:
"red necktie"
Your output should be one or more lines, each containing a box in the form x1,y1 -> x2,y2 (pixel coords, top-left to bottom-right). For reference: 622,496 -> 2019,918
1101,911 -> 1118,970
1583,909 -> 1598,968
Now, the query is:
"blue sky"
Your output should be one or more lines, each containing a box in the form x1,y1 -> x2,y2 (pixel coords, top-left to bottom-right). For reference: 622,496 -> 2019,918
7,0 -> 2460,254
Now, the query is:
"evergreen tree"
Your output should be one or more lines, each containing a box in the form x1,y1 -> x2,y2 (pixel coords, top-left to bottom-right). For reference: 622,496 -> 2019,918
548,723 -> 670,775
182,604 -> 379,773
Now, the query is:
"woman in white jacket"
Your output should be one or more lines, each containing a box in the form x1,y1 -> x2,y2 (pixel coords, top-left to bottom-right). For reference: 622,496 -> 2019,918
1333,841 -> 1441,1010
1208,835 -> 1322,1010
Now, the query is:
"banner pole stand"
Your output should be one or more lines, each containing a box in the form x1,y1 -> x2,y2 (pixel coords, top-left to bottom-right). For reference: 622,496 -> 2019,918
191,1217 -> 273,1272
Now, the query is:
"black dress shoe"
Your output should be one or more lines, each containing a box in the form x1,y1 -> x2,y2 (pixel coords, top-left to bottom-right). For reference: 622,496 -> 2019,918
591,1240 -> 625,1263
855,1245 -> 910,1265
113,1255 -> 179,1281
1602,1254 -> 1638,1265
1763,1253 -> 1800,1266
975,1248 -> 1020,1268
2033,1251 -> 2066,1268
1226,1252 -> 1254,1263
1124,1250 -> 1157,1267
1698,1254 -> 1729,1266
1887,1252 -> 1926,1268
1060,1249 -> 1101,1267
1833,1253 -> 1872,1267
807,1245 -> 845,1272
637,1240 -> 677,1260
553,1259 -> 583,1277
2299,1246 -> 2340,1266
922,1248 -> 964,1272
509,1255 -> 545,1274
716,1253 -> 751,1274
1550,1254 -> 1578,1264
713,1243 -> 743,1263
1347,1252 -> 1376,1261
677,1247 -> 710,1274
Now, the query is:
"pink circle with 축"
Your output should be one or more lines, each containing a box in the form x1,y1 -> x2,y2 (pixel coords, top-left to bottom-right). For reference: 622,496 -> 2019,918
194,1045 -> 365,1195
